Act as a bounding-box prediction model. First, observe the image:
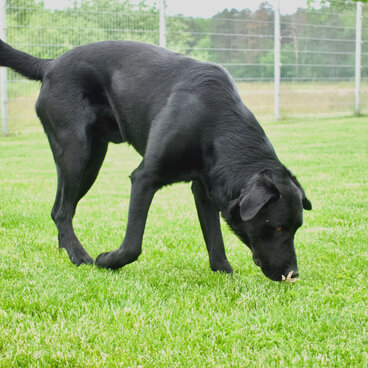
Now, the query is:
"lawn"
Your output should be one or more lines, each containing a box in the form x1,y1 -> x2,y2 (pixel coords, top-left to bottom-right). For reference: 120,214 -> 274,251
0,116 -> 367,367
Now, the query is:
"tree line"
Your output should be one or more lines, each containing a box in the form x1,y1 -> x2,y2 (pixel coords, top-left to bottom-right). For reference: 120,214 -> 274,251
5,0 -> 368,81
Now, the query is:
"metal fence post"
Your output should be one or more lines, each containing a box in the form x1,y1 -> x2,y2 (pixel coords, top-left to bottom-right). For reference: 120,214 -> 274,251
0,0 -> 7,135
355,1 -> 362,116
274,0 -> 281,120
159,0 -> 167,48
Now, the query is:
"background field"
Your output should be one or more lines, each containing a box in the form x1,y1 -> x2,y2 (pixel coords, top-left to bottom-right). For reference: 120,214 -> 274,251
0,116 -> 367,367
4,80 -> 368,134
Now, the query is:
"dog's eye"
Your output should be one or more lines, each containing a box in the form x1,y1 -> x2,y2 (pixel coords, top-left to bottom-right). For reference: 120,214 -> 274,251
263,224 -> 284,237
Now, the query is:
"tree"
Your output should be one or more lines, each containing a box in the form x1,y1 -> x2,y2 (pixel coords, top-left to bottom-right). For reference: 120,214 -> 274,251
307,0 -> 368,9
6,0 -> 39,25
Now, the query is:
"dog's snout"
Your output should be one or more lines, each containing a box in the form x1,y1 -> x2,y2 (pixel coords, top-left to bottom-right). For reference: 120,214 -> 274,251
257,260 -> 300,281
291,270 -> 299,278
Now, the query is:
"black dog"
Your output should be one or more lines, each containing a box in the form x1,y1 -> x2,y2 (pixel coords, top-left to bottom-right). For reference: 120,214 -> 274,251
0,40 -> 311,281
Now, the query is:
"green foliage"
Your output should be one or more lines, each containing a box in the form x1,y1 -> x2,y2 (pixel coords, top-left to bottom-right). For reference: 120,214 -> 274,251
308,0 -> 368,8
6,0 -> 160,61
4,0 -> 368,82
210,6 -> 274,80
0,116 -> 367,366
6,0 -> 38,25
279,7 -> 358,81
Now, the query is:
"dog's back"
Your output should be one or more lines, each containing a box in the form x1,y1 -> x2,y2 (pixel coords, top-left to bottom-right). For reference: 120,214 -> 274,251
35,41 -> 245,153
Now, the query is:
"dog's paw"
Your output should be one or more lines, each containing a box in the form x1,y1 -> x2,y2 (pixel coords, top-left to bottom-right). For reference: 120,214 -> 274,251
96,247 -> 141,270
211,260 -> 233,274
65,246 -> 94,266
95,251 -> 119,269
95,249 -> 128,270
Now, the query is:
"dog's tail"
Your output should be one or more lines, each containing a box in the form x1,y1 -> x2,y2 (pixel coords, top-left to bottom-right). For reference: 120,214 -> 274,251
0,39 -> 52,81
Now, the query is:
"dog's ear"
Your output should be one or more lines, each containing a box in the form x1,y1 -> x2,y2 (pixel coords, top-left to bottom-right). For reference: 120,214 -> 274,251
290,174 -> 312,211
302,196 -> 312,211
239,171 -> 280,221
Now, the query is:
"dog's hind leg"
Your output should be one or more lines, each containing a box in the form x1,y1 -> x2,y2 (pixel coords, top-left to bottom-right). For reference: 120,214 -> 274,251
51,142 -> 94,265
51,164 -> 62,225
76,135 -> 108,201
192,180 -> 233,274
46,126 -> 107,266
51,136 -> 108,223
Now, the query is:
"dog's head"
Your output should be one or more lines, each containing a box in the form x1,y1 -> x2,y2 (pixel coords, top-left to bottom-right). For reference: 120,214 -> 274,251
223,169 -> 312,281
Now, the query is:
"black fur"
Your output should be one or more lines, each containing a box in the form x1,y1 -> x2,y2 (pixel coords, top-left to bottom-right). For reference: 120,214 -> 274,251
0,40 -> 51,80
0,40 -> 311,281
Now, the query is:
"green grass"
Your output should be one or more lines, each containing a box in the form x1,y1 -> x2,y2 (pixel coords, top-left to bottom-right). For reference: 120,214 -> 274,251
0,116 -> 367,367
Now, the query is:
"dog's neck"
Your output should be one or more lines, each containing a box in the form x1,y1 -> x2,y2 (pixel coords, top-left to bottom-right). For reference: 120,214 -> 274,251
203,115 -> 283,213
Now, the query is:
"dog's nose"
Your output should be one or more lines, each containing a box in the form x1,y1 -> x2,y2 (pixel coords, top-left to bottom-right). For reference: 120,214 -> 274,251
290,270 -> 299,278
284,267 -> 299,279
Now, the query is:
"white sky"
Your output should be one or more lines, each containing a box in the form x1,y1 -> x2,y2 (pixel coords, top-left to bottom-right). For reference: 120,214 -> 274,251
163,0 -> 309,17
44,0 -> 312,17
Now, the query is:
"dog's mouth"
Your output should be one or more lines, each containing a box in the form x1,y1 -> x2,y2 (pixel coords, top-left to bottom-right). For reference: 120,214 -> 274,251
265,269 -> 299,282
281,270 -> 299,283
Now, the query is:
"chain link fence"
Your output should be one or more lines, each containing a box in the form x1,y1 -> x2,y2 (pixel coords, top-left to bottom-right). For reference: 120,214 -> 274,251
1,0 -> 367,133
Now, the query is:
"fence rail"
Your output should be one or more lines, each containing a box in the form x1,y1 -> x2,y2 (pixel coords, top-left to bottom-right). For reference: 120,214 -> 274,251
0,0 -> 367,134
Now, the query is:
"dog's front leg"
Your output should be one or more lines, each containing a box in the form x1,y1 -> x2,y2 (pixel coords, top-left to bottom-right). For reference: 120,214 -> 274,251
95,164 -> 156,270
192,180 -> 233,274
